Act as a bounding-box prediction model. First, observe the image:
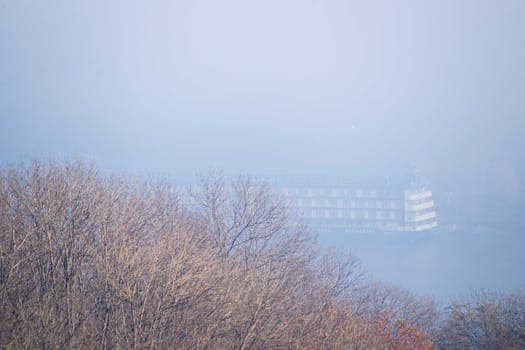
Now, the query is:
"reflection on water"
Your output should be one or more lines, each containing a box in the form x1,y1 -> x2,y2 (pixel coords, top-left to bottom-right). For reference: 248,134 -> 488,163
319,225 -> 525,301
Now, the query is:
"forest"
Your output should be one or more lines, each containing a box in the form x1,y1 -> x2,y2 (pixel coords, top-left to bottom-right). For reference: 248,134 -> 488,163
1,160 -> 524,349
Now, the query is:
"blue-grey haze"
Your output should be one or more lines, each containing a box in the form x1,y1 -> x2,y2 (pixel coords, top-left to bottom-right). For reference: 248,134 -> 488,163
1,0 -> 524,299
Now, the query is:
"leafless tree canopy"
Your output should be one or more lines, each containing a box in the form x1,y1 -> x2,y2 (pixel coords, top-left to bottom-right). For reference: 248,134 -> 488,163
3,160 -> 523,349
436,289 -> 525,350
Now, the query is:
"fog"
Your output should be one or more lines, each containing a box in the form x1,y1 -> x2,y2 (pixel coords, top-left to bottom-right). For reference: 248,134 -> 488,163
1,0 -> 524,300
319,227 -> 525,301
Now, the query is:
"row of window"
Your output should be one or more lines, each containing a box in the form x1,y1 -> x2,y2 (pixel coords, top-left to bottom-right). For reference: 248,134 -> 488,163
290,208 -> 401,220
307,218 -> 403,229
406,209 -> 437,222
289,198 -> 401,209
282,187 -> 403,199
405,197 -> 434,205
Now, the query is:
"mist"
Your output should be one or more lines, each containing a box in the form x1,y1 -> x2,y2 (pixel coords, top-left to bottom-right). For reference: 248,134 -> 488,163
1,0 -> 524,300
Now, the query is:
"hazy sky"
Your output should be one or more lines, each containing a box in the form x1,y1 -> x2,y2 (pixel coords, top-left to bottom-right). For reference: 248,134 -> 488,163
1,0 -> 524,189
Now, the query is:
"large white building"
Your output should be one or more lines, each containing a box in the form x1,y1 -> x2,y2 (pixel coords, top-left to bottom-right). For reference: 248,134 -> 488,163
278,176 -> 437,233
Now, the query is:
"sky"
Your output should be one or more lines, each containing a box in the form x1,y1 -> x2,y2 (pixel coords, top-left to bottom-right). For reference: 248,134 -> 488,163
1,0 -> 524,188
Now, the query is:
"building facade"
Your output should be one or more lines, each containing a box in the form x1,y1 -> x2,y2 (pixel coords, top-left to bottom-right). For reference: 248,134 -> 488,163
278,176 -> 437,233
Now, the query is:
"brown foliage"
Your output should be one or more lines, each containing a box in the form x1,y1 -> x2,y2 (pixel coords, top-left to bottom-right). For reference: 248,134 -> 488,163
296,302 -> 436,350
0,160 -> 438,349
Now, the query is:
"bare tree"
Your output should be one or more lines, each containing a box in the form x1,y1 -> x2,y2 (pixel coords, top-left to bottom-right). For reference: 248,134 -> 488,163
437,289 -> 525,350
1,160 -> 439,350
0,160 -> 105,348
351,281 -> 441,337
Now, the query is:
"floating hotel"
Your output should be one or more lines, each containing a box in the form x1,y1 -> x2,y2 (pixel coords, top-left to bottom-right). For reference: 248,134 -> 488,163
277,175 -> 437,233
